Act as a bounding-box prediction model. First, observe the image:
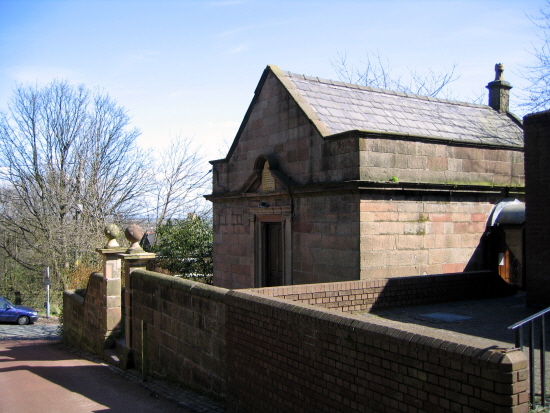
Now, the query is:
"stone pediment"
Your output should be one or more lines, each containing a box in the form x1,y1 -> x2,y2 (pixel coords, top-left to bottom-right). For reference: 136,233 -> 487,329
240,154 -> 293,194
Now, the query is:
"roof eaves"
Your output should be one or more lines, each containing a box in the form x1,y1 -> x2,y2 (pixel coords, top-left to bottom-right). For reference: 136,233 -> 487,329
324,129 -> 524,150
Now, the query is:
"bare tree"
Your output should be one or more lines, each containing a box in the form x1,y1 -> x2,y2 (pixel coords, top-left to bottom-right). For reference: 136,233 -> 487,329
331,51 -> 461,99
521,1 -> 550,112
148,136 -> 211,229
0,80 -> 150,288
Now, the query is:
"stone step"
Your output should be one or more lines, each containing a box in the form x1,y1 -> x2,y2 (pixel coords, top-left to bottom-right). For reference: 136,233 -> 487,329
103,348 -> 120,367
114,337 -> 126,351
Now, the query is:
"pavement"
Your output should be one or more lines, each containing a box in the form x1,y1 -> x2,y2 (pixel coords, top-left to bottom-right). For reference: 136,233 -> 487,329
362,291 -> 543,348
0,317 -> 225,413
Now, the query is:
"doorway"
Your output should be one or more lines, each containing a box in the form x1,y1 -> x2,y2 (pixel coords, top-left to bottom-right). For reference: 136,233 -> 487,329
264,222 -> 283,287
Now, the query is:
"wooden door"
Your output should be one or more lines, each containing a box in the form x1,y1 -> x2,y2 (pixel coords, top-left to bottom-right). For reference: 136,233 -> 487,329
265,223 -> 283,287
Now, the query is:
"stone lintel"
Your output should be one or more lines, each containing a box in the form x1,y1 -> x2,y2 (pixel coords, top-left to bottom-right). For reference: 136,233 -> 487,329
118,252 -> 156,262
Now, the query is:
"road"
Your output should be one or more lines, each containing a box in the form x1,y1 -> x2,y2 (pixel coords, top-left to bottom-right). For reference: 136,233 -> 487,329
0,339 -> 191,412
0,319 -> 224,413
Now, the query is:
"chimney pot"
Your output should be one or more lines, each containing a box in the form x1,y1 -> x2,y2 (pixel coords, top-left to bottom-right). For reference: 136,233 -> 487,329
486,63 -> 512,113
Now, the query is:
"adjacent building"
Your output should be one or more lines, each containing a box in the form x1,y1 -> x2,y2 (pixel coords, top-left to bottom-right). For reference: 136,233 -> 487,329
206,65 -> 524,290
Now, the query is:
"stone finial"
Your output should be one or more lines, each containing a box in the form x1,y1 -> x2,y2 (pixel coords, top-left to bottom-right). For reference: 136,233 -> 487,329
104,224 -> 122,248
494,63 -> 504,81
125,224 -> 144,253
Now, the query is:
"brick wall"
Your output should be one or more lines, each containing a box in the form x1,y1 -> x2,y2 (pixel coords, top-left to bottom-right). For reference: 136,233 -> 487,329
63,272 -> 108,355
226,288 -> 528,413
524,110 -> 550,306
130,270 -> 228,400
65,270 -> 528,412
250,271 -> 515,313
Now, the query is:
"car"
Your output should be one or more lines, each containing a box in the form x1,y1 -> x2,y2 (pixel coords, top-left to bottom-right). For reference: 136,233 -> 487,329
0,297 -> 39,325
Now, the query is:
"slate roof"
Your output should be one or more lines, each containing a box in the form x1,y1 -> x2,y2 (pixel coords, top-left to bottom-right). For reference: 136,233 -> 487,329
276,67 -> 523,148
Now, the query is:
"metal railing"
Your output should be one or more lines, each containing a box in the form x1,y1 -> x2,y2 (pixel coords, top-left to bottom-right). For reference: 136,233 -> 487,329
508,307 -> 550,408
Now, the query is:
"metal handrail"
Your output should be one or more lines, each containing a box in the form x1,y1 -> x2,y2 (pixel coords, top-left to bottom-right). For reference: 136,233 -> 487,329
508,307 -> 550,408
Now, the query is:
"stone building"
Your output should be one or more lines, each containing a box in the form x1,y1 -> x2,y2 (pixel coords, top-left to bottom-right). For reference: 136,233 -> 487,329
206,65 -> 524,290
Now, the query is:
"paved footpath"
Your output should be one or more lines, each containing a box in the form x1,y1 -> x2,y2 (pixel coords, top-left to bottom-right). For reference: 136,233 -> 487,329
0,320 -> 225,413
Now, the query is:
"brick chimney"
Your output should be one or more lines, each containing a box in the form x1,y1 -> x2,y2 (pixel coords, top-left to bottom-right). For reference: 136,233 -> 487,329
486,63 -> 512,113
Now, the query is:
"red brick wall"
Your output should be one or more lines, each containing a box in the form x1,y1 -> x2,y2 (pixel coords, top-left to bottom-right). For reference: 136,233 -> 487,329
250,271 -> 515,313
524,110 -> 550,307
226,288 -> 528,413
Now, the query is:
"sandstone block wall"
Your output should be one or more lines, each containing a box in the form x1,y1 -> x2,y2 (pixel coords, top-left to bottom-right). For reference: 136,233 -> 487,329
212,72 -> 329,194
63,272 -> 107,355
360,137 -> 524,187
212,198 -> 254,289
130,270 -> 228,400
359,194 -> 497,278
292,191 -> 360,284
524,110 -> 550,307
210,69 -> 525,289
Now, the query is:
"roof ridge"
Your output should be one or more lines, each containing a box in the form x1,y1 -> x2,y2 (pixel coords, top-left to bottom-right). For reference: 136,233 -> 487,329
282,69 -> 490,110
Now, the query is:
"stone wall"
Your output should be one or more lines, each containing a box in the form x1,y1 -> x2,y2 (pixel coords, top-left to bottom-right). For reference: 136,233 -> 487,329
209,69 -> 525,290
212,71 -> 330,194
212,188 -> 510,289
211,197 -> 254,289
359,137 -> 524,187
524,109 -> 550,307
359,193 -> 497,278
63,272 -> 108,355
130,270 -> 228,400
292,191 -> 361,284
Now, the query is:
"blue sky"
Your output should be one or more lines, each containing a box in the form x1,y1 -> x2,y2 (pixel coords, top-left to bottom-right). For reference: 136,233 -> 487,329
0,0 -> 543,161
